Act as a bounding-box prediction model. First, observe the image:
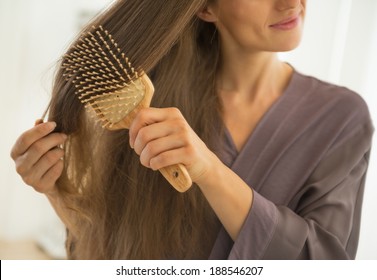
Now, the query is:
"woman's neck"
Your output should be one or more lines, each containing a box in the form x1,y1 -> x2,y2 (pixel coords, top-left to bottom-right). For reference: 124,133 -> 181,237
217,51 -> 292,101
216,50 -> 294,152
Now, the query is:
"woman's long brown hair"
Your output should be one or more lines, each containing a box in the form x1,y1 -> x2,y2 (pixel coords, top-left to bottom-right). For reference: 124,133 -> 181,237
48,0 -> 223,259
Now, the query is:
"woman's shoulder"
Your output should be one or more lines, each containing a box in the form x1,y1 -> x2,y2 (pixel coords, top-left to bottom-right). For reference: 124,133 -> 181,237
292,70 -> 371,126
288,70 -> 374,147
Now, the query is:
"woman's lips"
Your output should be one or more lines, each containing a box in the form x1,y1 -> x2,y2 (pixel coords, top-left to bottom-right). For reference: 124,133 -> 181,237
269,15 -> 301,30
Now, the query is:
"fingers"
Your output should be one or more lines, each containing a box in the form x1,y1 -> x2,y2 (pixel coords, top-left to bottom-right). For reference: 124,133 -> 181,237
11,121 -> 67,195
39,158 -> 65,194
22,147 -> 65,191
129,107 -> 183,148
10,122 -> 57,159
148,147 -> 194,171
132,122 -> 173,155
14,132 -> 67,175
133,119 -> 187,154
139,134 -> 188,169
130,108 -> 190,167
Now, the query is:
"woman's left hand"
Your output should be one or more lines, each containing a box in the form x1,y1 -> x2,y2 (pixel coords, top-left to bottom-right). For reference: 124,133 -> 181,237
129,107 -> 219,185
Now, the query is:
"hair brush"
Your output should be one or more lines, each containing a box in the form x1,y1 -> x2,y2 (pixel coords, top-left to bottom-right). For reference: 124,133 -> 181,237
62,25 -> 192,193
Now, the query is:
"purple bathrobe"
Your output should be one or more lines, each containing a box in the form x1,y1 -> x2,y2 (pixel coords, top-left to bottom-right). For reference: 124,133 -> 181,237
209,70 -> 374,259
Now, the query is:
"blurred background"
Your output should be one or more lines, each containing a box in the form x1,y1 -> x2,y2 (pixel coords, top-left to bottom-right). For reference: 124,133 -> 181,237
0,0 -> 376,259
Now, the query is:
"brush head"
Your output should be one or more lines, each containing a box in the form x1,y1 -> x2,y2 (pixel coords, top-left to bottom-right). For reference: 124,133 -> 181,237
62,25 -> 154,129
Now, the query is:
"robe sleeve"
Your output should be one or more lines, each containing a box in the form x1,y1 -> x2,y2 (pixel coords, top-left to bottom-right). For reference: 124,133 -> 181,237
228,120 -> 374,259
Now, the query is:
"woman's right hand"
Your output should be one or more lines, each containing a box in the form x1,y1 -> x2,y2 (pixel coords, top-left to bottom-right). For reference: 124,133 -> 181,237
10,121 -> 67,196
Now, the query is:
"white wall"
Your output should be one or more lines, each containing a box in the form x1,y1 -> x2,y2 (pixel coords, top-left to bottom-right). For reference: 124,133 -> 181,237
1,0 -> 376,259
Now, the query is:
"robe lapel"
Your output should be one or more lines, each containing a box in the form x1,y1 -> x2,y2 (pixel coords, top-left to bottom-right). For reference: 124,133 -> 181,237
222,72 -> 313,193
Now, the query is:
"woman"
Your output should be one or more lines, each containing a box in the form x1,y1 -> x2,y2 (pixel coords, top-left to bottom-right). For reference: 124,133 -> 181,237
10,0 -> 373,259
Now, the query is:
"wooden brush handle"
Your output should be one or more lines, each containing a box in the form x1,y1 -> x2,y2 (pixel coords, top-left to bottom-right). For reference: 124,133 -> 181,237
159,163 -> 192,193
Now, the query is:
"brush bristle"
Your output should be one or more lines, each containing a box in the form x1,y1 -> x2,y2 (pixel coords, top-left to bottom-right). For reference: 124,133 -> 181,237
62,25 -> 146,128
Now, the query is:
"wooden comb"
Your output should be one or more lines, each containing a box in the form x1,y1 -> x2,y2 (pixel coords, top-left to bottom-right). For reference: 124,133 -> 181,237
62,25 -> 192,192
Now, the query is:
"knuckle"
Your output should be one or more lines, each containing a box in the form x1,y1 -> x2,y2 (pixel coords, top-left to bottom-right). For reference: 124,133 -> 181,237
17,133 -> 27,146
185,146 -> 196,158
15,161 -> 26,175
177,120 -> 189,133
137,108 -> 149,123
12,136 -> 26,156
45,150 -> 61,165
177,130 -> 191,146
22,174 -> 34,186
33,141 -> 46,155
168,107 -> 182,117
